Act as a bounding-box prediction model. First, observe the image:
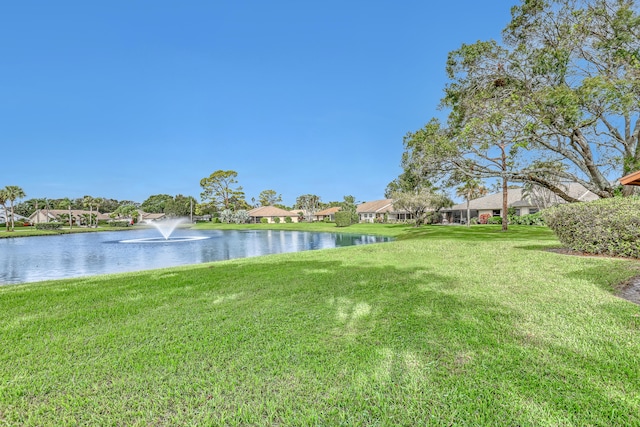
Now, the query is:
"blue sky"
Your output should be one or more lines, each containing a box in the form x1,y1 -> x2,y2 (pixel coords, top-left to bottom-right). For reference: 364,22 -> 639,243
1,1 -> 513,207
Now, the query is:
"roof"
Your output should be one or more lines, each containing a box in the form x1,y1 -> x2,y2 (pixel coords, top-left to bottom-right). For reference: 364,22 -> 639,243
248,206 -> 297,217
316,207 -> 341,215
140,212 -> 166,220
449,189 -> 526,211
447,183 -> 598,211
356,199 -> 394,214
28,209 -> 111,220
620,170 -> 640,186
0,208 -> 27,222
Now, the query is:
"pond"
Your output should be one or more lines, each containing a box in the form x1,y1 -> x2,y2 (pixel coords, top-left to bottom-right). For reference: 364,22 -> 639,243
0,228 -> 392,285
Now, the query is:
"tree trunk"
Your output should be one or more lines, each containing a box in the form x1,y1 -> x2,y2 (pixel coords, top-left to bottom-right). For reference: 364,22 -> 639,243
466,196 -> 471,227
501,144 -> 508,232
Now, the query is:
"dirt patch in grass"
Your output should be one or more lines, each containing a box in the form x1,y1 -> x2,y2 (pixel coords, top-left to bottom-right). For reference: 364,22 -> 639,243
547,248 -> 640,306
616,276 -> 640,306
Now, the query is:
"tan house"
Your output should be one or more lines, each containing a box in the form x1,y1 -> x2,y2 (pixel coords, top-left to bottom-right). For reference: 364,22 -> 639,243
248,206 -> 299,223
444,183 -> 599,224
356,199 -> 414,223
314,206 -> 341,222
138,211 -> 167,222
28,209 -> 111,225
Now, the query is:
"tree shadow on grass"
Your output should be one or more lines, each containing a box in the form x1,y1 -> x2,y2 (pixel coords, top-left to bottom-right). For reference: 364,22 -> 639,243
4,253 -> 639,425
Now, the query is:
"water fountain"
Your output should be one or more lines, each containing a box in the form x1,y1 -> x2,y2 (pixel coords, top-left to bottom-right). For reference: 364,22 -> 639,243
120,217 -> 209,243
149,217 -> 187,240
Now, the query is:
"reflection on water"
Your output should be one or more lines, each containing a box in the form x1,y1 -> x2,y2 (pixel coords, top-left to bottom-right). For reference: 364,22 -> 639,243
0,229 -> 391,285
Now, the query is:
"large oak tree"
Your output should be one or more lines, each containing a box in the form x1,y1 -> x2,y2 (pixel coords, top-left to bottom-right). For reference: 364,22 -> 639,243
401,0 -> 640,204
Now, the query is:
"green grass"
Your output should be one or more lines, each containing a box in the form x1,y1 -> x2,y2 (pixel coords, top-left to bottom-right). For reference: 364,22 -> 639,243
0,225 -> 134,238
1,225 -> 639,425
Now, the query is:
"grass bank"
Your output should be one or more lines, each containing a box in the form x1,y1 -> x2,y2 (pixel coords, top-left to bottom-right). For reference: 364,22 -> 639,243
1,225 -> 639,425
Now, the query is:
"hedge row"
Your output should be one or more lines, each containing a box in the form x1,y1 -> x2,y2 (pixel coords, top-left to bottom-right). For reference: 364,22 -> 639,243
543,197 -> 640,258
35,222 -> 63,230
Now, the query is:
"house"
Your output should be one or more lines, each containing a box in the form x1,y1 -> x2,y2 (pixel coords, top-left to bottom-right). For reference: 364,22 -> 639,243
248,206 -> 299,223
138,211 -> 167,222
356,199 -> 414,223
443,183 -> 599,224
314,206 -> 341,222
620,170 -> 640,186
0,207 -> 27,223
28,209 -> 111,225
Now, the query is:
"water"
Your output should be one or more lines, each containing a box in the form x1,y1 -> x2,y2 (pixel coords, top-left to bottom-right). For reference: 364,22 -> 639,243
0,228 -> 392,285
146,217 -> 187,240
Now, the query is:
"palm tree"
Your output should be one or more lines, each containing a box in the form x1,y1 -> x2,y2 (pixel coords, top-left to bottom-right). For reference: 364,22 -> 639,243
455,180 -> 488,227
4,186 -> 26,231
83,195 -> 94,227
0,188 -> 8,231
42,197 -> 52,223
93,197 -> 103,228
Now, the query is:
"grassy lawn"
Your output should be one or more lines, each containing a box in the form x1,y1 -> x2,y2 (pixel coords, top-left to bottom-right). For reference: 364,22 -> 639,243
0,226 -> 134,238
1,225 -> 639,425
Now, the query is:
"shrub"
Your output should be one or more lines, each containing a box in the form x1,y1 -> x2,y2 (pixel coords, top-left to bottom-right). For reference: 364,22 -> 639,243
35,222 -> 63,230
273,217 -> 281,224
425,212 -> 441,225
110,220 -> 130,227
260,218 -> 268,224
219,209 -> 233,223
478,213 -> 492,224
335,211 -> 352,227
509,212 -> 545,226
284,216 -> 292,223
487,216 -> 502,225
543,197 -> 640,258
232,210 -> 249,224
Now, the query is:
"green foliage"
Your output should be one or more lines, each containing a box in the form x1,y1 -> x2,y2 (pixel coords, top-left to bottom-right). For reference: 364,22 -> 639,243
424,211 -> 441,225
109,220 -> 131,227
140,194 -> 173,213
508,212 -> 545,226
200,170 -> 246,211
260,218 -> 268,224
334,211 -> 352,227
35,222 -> 63,230
219,209 -> 233,224
273,217 -> 280,224
487,216 -> 503,225
284,216 -> 292,223
339,195 -> 359,224
295,194 -> 321,222
543,197 -> 640,258
258,189 -> 282,207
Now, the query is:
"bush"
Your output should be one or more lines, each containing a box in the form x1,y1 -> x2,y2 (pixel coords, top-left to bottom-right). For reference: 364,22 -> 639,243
335,211 -> 352,227
260,218 -> 268,224
478,213 -> 492,224
35,222 -> 63,230
425,212 -> 441,225
509,212 -> 545,226
273,217 -> 281,224
543,197 -> 640,258
284,216 -> 292,223
232,210 -> 249,224
110,220 -> 131,227
487,216 -> 502,225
